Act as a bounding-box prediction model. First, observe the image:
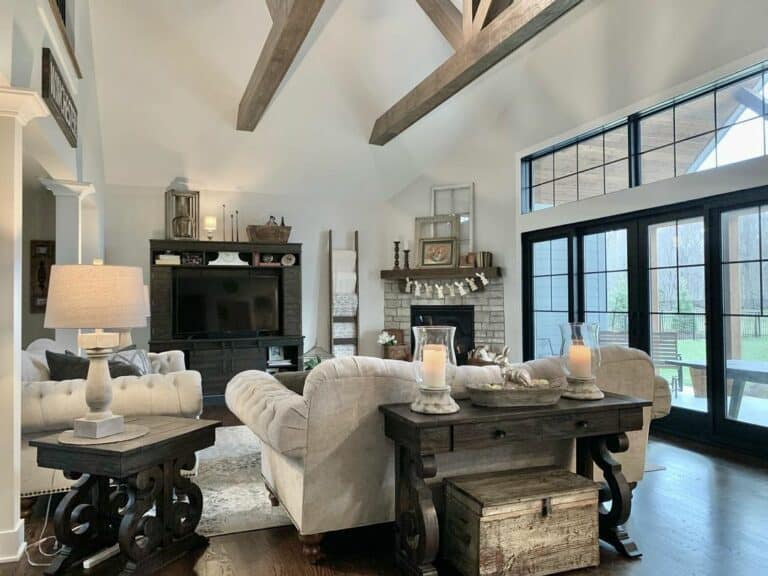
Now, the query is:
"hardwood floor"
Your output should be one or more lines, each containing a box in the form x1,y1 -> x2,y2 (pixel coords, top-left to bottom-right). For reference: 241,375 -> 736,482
4,436 -> 766,576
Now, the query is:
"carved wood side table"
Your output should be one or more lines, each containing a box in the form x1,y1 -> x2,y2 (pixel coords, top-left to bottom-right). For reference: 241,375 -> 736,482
31,416 -> 220,575
380,393 -> 651,575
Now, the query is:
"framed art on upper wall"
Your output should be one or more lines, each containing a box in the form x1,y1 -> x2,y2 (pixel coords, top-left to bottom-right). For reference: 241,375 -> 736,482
432,183 -> 474,256
30,240 -> 55,313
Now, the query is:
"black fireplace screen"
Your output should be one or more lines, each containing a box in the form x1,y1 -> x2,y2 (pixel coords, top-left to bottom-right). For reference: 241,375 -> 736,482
410,305 -> 475,365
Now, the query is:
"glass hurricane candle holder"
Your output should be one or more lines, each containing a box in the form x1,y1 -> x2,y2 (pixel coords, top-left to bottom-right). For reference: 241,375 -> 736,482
410,326 -> 460,414
560,322 -> 604,400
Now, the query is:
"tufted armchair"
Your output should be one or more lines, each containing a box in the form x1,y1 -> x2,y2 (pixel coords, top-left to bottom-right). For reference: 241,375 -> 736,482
20,339 -> 202,513
225,348 -> 671,553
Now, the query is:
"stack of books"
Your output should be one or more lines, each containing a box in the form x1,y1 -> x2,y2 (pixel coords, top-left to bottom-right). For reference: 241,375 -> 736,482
155,253 -> 181,266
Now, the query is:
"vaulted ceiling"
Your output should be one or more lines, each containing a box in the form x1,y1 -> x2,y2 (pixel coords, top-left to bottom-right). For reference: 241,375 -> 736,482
89,0 -> 489,198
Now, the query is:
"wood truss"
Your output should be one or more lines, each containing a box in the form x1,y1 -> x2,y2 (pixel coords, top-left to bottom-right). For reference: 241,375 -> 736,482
237,0 -> 325,131
237,1 -> 581,140
369,0 -> 582,145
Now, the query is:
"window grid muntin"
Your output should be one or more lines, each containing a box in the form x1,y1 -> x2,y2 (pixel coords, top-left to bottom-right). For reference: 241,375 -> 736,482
523,64 -> 768,213
721,205 -> 768,319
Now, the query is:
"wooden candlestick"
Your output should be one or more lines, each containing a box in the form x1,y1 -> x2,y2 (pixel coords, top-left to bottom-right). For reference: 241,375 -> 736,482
393,241 -> 401,270
403,249 -> 410,270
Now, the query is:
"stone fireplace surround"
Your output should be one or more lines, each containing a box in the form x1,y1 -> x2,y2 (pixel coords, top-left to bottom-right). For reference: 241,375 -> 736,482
383,276 -> 505,352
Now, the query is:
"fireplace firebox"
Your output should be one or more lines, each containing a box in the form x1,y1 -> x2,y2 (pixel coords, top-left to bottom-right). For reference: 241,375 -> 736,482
410,305 -> 474,365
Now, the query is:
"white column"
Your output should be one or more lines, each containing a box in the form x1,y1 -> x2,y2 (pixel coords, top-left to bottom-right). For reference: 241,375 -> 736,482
0,86 -> 48,563
39,179 -> 95,350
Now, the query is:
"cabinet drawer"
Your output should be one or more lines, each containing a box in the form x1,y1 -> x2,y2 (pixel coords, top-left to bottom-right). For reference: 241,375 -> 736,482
540,411 -> 619,439
454,418 -> 541,450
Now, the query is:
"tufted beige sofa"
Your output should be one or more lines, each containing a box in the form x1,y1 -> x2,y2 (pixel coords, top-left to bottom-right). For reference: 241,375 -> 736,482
21,339 -> 203,502
225,347 -> 671,540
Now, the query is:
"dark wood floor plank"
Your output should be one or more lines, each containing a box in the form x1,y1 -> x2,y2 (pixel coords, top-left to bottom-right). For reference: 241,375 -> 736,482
4,436 -> 766,576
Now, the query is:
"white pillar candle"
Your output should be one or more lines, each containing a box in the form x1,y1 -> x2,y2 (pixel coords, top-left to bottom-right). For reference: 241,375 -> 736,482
568,344 -> 592,379
422,344 -> 447,389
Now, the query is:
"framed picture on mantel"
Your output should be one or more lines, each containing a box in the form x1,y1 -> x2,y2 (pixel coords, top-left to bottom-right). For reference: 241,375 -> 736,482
419,237 -> 457,268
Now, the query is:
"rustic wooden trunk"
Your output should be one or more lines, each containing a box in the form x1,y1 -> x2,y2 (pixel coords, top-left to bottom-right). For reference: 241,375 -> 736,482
445,467 -> 600,576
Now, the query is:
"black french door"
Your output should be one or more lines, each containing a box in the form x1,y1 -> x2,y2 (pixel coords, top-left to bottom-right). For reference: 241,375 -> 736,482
522,187 -> 768,457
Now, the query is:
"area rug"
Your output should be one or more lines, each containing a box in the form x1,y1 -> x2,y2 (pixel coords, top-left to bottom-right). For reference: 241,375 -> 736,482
195,425 -> 292,537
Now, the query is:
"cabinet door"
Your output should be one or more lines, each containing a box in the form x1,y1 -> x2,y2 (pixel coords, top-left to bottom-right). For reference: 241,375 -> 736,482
150,267 -> 173,340
231,347 -> 266,373
282,266 -> 302,335
189,349 -> 229,396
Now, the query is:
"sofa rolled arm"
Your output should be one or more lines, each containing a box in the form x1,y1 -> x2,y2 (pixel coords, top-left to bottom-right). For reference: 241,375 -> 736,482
22,371 -> 203,435
149,350 -> 186,374
225,370 -> 309,458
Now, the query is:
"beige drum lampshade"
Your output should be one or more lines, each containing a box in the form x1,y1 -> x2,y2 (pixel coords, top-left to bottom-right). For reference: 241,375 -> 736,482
44,265 -> 147,330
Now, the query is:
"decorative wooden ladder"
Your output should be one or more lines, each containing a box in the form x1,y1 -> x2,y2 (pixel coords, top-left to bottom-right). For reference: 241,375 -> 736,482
329,230 -> 359,356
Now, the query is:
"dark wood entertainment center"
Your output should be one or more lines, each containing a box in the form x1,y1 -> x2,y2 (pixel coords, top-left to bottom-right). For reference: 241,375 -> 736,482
149,239 -> 303,403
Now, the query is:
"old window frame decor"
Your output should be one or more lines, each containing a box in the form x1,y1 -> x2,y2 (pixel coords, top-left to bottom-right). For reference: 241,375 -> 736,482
414,214 -> 460,254
418,237 -> 458,268
432,183 -> 474,256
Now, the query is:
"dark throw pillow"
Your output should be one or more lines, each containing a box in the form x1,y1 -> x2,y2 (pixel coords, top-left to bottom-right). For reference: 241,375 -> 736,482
46,350 -> 142,381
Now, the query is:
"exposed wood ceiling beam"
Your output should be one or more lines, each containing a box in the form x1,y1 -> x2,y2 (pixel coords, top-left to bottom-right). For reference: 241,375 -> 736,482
486,0 -> 515,23
265,0 -> 288,23
370,0 -> 582,146
472,0 -> 494,34
462,0 -> 478,40
415,0 -> 464,51
236,0 -> 325,131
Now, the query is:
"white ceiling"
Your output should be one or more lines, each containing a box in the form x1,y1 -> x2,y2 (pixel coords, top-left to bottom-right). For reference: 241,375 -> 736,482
88,0 -> 482,198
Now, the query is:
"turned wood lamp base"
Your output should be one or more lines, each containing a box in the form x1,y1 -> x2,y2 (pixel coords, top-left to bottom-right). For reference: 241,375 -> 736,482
71,331 -> 132,442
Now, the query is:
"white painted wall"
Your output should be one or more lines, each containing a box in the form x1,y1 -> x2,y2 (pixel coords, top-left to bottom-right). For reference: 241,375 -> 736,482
104,186 -> 387,356
386,0 -> 768,361
0,1 -> 105,558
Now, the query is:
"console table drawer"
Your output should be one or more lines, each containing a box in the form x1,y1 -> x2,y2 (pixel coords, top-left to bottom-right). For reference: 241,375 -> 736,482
541,411 -> 619,439
454,418 -> 541,450
453,410 -> 620,449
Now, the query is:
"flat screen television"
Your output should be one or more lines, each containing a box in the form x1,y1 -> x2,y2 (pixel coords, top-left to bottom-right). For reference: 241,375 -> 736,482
174,269 -> 280,338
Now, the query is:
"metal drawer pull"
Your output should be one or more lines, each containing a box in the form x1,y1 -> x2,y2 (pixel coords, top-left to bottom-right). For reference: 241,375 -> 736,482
576,420 -> 589,430
494,429 -> 507,439
542,497 -> 552,517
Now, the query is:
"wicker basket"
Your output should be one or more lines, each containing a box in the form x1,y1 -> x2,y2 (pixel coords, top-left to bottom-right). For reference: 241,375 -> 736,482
246,225 -> 292,244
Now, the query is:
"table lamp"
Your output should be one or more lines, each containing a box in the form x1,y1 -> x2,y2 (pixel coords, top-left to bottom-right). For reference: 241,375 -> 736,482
45,265 -> 147,439
203,215 -> 217,240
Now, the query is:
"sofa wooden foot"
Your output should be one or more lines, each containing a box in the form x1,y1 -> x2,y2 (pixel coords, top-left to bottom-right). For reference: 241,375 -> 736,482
266,485 -> 280,507
20,497 -> 37,519
298,533 -> 325,564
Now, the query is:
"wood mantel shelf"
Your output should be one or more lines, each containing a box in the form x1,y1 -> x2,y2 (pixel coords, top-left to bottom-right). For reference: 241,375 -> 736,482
380,267 -> 501,280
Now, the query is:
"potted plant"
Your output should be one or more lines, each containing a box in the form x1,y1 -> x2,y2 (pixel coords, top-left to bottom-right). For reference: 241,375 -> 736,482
379,329 -> 410,361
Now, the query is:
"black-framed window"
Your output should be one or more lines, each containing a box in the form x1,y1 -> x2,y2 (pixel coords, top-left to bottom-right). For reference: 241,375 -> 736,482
522,63 -> 768,213
521,186 -> 768,459
525,123 -> 629,211
720,204 -> 768,428
531,237 -> 570,358
582,229 -> 630,346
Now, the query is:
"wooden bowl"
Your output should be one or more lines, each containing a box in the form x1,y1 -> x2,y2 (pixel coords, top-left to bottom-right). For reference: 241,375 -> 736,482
465,383 -> 562,408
